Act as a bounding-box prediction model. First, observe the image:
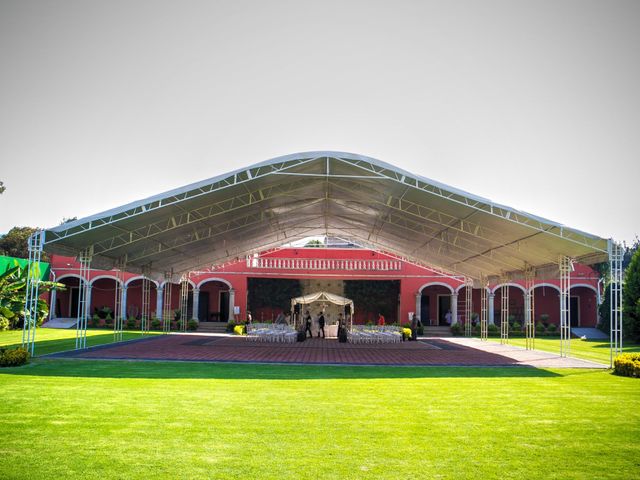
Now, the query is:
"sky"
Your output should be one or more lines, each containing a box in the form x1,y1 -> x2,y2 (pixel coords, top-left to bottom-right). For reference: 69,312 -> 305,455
1,0 -> 638,245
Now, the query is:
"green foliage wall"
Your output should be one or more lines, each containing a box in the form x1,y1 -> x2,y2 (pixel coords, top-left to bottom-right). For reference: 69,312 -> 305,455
247,278 -> 302,312
344,280 -> 400,322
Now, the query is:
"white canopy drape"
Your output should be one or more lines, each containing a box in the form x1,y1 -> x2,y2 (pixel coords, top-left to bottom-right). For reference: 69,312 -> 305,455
290,291 -> 354,314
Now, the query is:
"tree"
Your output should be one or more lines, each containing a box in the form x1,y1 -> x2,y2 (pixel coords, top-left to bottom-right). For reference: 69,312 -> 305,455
0,181 -> 5,194
304,239 -> 324,247
0,227 -> 37,259
622,248 -> 640,342
0,264 -> 64,330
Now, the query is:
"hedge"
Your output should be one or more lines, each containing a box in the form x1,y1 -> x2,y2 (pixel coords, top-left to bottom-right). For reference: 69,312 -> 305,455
613,353 -> 640,378
0,347 -> 30,367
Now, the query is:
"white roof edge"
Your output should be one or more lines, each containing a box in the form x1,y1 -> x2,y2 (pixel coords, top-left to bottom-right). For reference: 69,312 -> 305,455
46,150 -> 607,245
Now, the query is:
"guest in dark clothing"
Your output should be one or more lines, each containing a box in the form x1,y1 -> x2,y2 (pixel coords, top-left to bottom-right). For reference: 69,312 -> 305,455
304,311 -> 313,338
318,311 -> 325,338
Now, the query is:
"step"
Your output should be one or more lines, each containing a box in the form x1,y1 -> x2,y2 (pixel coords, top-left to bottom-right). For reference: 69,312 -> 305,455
422,326 -> 453,337
197,322 -> 229,333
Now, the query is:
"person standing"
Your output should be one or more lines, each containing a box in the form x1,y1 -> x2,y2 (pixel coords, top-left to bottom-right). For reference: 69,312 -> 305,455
410,313 -> 419,341
378,313 -> 385,326
304,310 -> 313,338
318,311 -> 325,338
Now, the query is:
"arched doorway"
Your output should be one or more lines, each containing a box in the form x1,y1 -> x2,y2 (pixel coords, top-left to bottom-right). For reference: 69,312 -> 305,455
531,284 -> 560,326
492,284 -> 526,327
56,275 -> 85,318
90,276 -> 119,319
419,283 -> 454,326
569,285 -> 598,327
125,278 -> 158,319
196,279 -> 231,322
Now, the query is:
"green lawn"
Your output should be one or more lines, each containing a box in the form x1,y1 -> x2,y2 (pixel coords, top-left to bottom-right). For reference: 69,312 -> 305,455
0,328 -> 158,356
486,336 -> 640,365
1,360 -> 638,479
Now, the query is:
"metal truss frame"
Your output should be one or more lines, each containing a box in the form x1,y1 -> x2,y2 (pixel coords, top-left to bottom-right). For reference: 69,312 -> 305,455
464,278 -> 473,337
140,267 -> 151,335
608,241 -> 623,366
332,156 -> 608,253
75,248 -> 93,349
22,230 -> 45,356
113,259 -> 126,342
500,280 -> 510,344
559,256 -> 573,357
524,265 -> 536,350
480,277 -> 488,341
179,275 -> 189,332
162,271 -> 173,333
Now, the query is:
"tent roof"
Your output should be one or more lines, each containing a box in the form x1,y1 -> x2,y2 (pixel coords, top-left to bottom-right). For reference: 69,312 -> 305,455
43,151 -> 609,282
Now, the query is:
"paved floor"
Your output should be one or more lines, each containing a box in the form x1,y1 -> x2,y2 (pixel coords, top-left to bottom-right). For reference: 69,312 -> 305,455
50,333 -> 607,368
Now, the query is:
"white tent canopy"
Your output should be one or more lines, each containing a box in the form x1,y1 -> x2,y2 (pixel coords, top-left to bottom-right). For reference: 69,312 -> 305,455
291,291 -> 354,314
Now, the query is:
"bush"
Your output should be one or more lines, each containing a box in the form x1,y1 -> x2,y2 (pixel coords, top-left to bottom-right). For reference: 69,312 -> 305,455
126,317 -> 137,329
417,325 -> 424,335
226,321 -> 236,333
488,324 -> 499,336
402,327 -> 412,340
539,314 -> 550,326
151,318 -> 161,330
613,353 -> 640,378
0,316 -> 10,331
547,323 -> 557,334
105,314 -> 113,327
450,323 -> 463,336
535,322 -> 545,335
511,322 -> 521,334
233,325 -> 245,335
188,319 -> 199,331
90,314 -> 100,328
0,347 -> 30,367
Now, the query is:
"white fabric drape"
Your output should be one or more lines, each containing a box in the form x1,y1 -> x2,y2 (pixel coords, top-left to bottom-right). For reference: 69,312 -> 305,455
290,291 -> 354,313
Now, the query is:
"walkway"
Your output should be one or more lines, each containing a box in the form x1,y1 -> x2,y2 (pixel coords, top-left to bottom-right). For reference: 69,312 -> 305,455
50,334 -> 607,368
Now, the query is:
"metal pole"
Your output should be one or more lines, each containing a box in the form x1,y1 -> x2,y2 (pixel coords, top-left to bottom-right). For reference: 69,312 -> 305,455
179,274 -> 189,332
113,259 -> 126,343
464,278 -> 473,337
480,277 -> 488,341
608,241 -> 623,366
141,276 -> 151,335
162,271 -> 173,334
75,247 -> 93,349
22,230 -> 45,356
559,256 -> 573,357
500,280 -> 510,344
525,265 -> 536,350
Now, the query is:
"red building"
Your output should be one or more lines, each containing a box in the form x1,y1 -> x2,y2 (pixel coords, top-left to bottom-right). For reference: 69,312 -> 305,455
48,244 -> 601,328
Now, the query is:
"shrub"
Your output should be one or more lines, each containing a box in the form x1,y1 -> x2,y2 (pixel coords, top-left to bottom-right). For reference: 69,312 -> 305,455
511,322 -> 521,333
0,347 -> 30,367
417,325 -> 424,335
402,327 -> 412,340
90,314 -> 100,328
151,318 -> 161,330
450,323 -> 463,336
547,323 -> 557,334
613,353 -> 640,378
188,319 -> 199,331
105,314 -> 114,327
539,314 -> 550,326
226,321 -> 236,333
535,322 -> 545,334
0,316 -> 10,331
233,324 -> 246,335
488,324 -> 499,336
176,320 -> 185,330
126,317 -> 137,329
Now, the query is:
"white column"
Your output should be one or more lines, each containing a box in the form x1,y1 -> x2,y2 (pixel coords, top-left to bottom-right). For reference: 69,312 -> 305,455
121,286 -> 128,320
49,288 -> 57,320
451,293 -> 458,325
488,293 -> 495,325
192,288 -> 200,320
85,285 -> 93,320
228,288 -> 235,321
156,287 -> 163,319
415,293 -> 421,322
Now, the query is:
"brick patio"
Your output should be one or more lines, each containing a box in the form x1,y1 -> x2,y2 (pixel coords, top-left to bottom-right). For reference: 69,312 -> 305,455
49,333 -> 593,367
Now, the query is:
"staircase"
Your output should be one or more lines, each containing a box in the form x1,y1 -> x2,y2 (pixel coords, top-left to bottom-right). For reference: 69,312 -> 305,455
196,322 -> 229,334
421,326 -> 452,337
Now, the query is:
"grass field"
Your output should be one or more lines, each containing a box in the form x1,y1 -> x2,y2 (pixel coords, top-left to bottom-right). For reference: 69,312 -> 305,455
0,328 -> 158,356
1,359 -> 638,480
486,336 -> 640,365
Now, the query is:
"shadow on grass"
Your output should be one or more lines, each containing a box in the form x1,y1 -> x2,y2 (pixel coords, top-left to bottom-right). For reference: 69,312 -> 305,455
0,358 -> 570,380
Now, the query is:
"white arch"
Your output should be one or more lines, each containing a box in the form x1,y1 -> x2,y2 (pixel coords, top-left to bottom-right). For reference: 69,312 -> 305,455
530,282 -> 561,294
418,282 -> 454,294
196,277 -> 233,290
124,276 -> 159,288
57,273 -> 88,285
570,283 -> 598,294
159,279 -> 196,289
90,274 -> 122,286
491,283 -> 527,295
